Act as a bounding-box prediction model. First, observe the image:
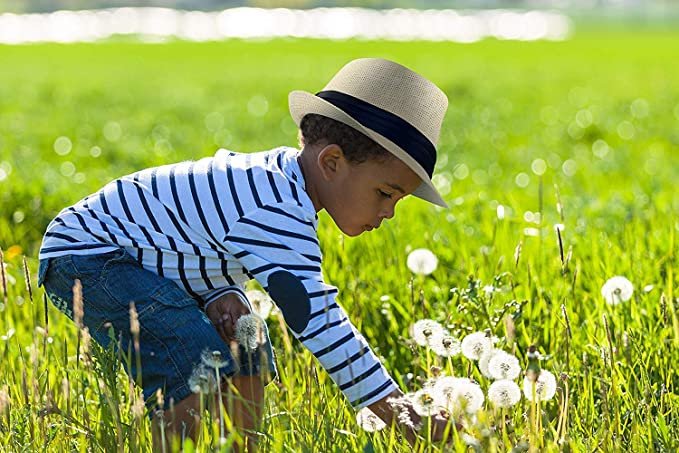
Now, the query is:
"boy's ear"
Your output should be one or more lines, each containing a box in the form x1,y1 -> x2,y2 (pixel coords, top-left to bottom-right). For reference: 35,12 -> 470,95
316,144 -> 346,181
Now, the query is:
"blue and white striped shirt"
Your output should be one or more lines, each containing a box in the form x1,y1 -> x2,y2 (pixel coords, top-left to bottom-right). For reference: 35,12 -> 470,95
39,146 -> 397,409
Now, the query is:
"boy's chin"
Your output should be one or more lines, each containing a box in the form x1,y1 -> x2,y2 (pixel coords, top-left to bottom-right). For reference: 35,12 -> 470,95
337,224 -> 366,237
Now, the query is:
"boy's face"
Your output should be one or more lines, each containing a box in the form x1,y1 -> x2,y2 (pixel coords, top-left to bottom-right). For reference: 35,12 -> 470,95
316,145 -> 422,237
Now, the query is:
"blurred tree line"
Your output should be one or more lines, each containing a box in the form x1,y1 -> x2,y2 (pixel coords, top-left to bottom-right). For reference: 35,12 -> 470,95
5,0 -> 675,13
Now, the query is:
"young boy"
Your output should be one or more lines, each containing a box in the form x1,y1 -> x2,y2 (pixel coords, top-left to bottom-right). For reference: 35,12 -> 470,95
38,58 -> 451,449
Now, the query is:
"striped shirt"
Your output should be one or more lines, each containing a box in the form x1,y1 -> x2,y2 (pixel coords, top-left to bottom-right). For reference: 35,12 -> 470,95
39,146 -> 397,409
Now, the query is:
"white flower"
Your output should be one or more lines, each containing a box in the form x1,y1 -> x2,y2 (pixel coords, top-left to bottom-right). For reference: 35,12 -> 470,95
523,370 -> 557,402
461,332 -> 493,361
411,319 -> 446,347
488,380 -> 521,408
601,276 -> 634,305
407,248 -> 438,275
431,334 -> 461,357
409,388 -> 442,416
479,348 -> 502,378
235,313 -> 265,352
488,351 -> 521,380
356,407 -> 386,432
245,289 -> 274,319
201,350 -> 229,369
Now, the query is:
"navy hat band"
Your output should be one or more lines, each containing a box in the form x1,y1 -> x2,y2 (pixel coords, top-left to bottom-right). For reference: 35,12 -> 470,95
315,90 -> 437,177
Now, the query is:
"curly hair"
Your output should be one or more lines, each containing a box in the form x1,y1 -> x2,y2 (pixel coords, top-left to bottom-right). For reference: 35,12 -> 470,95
298,113 -> 392,164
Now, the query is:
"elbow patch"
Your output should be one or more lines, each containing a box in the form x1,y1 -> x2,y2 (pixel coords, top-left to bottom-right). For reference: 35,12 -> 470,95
267,270 -> 311,334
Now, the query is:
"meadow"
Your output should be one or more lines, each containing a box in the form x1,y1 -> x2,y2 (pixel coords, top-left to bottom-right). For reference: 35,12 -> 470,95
0,28 -> 678,451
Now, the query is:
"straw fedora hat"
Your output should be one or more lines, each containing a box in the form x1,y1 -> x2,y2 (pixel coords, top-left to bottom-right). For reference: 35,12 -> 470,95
288,58 -> 449,208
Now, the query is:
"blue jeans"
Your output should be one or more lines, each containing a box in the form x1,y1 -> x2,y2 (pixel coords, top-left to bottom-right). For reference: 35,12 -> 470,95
38,248 -> 277,411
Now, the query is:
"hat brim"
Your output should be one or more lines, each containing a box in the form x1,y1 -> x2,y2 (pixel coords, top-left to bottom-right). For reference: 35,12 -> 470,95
289,90 -> 448,209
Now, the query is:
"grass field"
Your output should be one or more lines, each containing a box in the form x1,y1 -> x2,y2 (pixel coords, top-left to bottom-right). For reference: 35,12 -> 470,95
0,29 -> 678,451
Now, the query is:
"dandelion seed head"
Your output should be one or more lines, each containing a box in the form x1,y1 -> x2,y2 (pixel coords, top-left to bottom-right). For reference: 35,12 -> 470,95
488,379 -> 521,407
188,364 -> 217,394
235,313 -> 265,352
356,407 -> 386,432
245,289 -> 274,319
452,381 -> 485,414
409,389 -> 442,416
461,331 -> 493,360
523,370 -> 557,402
461,433 -> 482,451
431,334 -> 461,357
488,351 -> 521,380
406,248 -> 438,275
601,276 -> 634,305
412,319 -> 446,347
201,349 -> 229,369
432,376 -> 467,405
478,349 -> 499,378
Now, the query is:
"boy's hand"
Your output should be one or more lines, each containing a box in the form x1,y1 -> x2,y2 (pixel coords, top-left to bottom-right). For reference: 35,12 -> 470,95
369,390 -> 459,445
205,292 -> 252,343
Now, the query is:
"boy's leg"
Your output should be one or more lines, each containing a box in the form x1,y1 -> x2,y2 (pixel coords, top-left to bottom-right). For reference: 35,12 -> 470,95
230,375 -> 265,451
151,374 -> 264,452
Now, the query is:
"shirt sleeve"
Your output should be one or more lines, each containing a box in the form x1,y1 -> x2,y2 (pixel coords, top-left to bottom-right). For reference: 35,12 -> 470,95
221,202 -> 398,409
198,285 -> 249,311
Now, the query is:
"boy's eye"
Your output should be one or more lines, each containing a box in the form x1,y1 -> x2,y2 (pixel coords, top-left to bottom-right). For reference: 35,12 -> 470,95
378,190 -> 393,199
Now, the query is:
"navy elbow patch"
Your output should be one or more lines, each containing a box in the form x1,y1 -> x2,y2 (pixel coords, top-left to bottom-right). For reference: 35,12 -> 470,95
267,270 -> 311,334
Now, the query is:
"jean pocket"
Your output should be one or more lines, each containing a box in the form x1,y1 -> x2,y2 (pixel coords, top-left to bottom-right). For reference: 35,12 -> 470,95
149,280 -> 198,310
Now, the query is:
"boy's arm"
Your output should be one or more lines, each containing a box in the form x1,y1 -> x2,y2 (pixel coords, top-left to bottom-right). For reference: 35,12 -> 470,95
222,203 -> 398,408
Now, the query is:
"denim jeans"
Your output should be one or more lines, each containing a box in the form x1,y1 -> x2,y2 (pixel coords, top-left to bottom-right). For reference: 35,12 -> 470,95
38,248 -> 277,410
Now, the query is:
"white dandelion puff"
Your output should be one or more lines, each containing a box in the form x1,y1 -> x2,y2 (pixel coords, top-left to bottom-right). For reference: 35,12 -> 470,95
461,433 -> 482,451
452,380 -> 485,414
523,370 -> 557,402
201,350 -> 229,369
488,351 -> 521,380
479,348 -> 503,378
601,276 -> 634,305
188,364 -> 218,394
245,289 -> 274,319
488,380 -> 521,408
409,388 -> 442,416
432,376 -> 466,406
235,313 -> 265,352
461,331 -> 493,361
431,334 -> 461,357
356,407 -> 386,432
411,319 -> 446,347
407,248 -> 438,275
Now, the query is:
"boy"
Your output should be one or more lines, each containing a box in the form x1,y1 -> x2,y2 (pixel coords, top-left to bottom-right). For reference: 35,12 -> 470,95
38,58 -> 451,449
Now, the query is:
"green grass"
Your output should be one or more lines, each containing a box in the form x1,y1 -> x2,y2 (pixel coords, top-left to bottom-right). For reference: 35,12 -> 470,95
0,30 -> 678,451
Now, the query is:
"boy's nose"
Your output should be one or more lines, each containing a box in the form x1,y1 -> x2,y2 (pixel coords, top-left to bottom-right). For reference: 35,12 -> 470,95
379,205 -> 395,220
